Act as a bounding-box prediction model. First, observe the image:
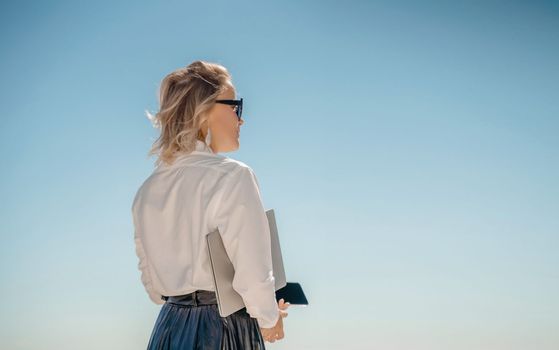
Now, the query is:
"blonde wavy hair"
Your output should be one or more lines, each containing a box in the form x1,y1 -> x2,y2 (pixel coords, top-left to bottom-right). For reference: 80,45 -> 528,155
145,60 -> 234,167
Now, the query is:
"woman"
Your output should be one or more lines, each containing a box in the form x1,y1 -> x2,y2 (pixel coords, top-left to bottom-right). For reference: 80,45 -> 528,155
132,60 -> 290,349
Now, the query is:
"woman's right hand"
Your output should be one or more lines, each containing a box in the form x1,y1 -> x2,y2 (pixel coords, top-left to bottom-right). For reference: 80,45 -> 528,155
260,298 -> 290,343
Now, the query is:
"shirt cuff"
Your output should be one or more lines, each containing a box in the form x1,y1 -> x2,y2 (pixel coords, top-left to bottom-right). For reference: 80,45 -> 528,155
255,307 -> 280,329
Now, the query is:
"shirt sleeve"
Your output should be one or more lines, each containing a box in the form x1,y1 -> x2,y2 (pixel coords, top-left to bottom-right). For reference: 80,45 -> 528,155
133,234 -> 165,305
213,166 -> 280,329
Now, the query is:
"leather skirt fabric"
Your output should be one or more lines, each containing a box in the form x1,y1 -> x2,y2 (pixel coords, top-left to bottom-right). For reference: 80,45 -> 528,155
146,290 -> 266,350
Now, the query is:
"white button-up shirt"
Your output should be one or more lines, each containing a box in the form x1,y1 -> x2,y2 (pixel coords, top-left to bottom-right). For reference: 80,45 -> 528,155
131,140 -> 279,328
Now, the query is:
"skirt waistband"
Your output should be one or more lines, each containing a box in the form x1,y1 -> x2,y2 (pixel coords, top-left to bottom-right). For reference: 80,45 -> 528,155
162,290 -> 218,306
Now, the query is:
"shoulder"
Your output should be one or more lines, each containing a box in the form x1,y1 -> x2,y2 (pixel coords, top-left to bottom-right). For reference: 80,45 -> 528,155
151,153 -> 258,186
213,157 -> 258,185
206,154 -> 252,174
159,152 -> 252,175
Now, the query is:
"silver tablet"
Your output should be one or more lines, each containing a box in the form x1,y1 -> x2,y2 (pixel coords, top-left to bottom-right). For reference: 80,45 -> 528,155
206,209 -> 288,317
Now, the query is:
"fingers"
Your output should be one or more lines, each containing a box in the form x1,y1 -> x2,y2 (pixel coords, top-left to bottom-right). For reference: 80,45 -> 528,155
278,298 -> 291,310
261,327 -> 285,343
263,332 -> 277,343
278,300 -> 289,318
264,332 -> 283,343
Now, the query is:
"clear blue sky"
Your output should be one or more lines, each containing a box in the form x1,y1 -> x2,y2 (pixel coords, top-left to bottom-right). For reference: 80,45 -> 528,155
1,1 -> 558,349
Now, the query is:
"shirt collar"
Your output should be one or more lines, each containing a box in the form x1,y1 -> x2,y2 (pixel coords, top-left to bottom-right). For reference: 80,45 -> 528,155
156,140 -> 222,171
194,139 -> 215,154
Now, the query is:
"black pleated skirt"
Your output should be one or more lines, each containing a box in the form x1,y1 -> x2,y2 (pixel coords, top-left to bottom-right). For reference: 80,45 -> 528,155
147,290 -> 266,350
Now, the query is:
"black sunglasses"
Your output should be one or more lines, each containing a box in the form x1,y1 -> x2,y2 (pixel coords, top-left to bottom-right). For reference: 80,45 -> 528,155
215,98 -> 243,121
